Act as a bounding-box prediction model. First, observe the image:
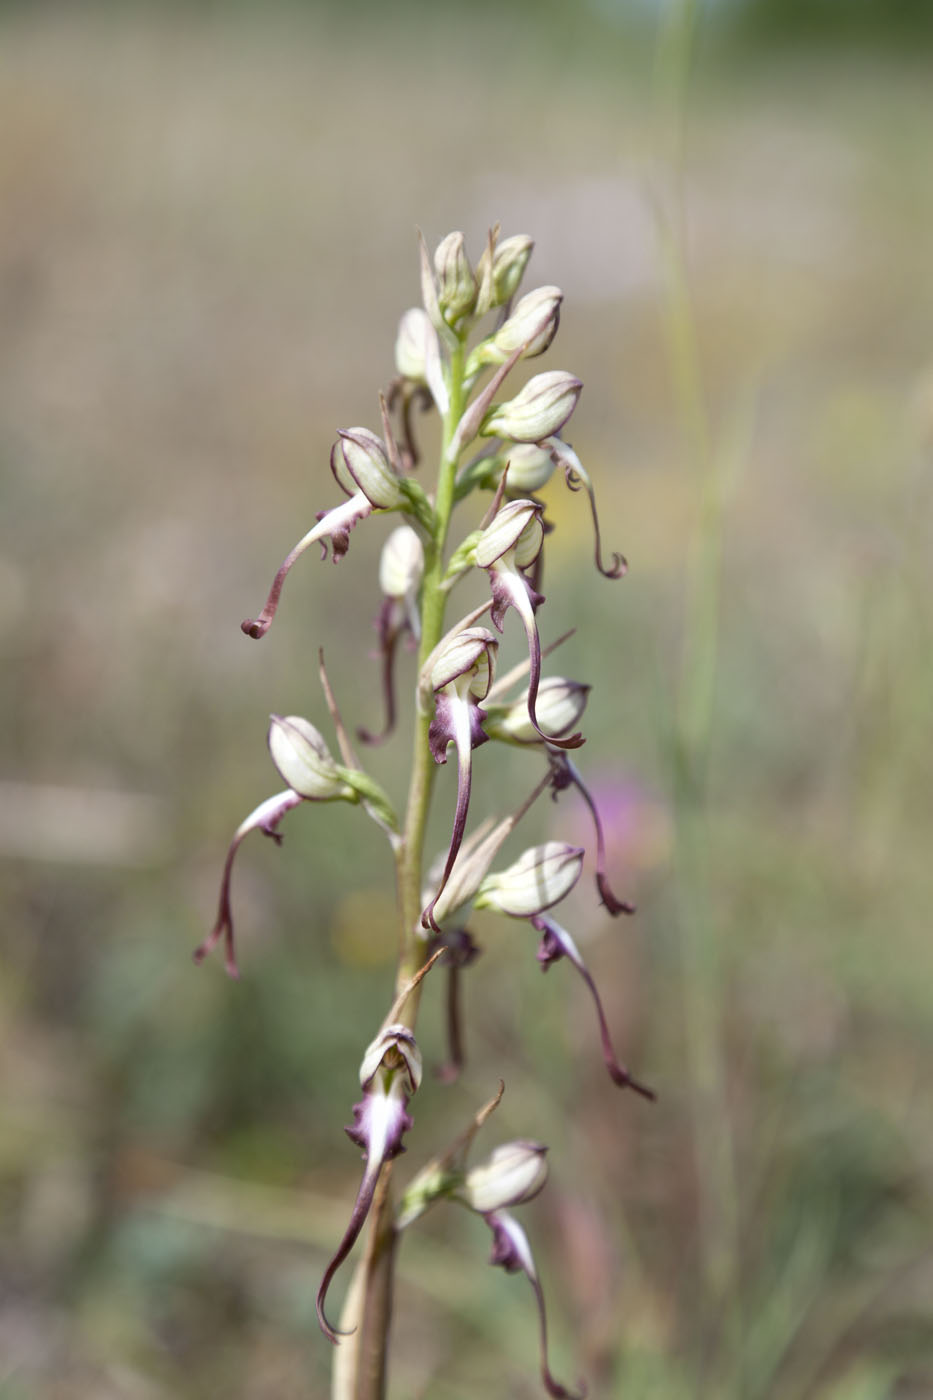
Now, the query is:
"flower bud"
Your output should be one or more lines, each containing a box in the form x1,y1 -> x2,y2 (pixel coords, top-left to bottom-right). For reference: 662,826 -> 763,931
486,677 -> 590,745
476,841 -> 584,918
477,233 -> 534,312
473,500 -> 544,570
267,715 -> 354,801
429,625 -> 496,700
498,442 -> 558,494
481,371 -> 582,444
394,307 -> 433,382
468,286 -> 562,373
434,231 -> 477,325
379,525 -> 424,601
460,1141 -> 549,1214
334,428 -> 403,509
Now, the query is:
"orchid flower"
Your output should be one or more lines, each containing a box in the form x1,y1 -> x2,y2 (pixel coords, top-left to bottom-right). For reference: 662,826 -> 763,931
480,371 -> 582,445
394,1087 -> 581,1400
469,434 -> 626,583
195,715 -> 396,977
316,953 -> 443,1344
543,436 -> 627,580
193,788 -> 304,980
533,915 -> 654,1100
423,773 -> 553,1074
484,665 -> 636,915
241,427 -> 417,640
485,1212 -> 587,1400
316,1021 -> 422,1343
465,285 -> 563,377
547,751 -> 636,916
474,499 -> 584,752
475,843 -> 653,1098
421,622 -> 498,931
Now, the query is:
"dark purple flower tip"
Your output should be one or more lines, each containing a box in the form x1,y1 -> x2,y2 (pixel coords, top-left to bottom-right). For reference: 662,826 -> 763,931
357,598 -> 402,746
432,929 -> 482,1081
193,789 -> 303,978
596,872 -> 637,918
485,1212 -> 587,1400
315,1171 -> 375,1344
533,917 -> 655,1103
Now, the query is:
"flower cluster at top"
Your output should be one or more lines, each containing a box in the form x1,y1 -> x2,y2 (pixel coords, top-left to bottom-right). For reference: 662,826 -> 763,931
196,228 -> 653,1399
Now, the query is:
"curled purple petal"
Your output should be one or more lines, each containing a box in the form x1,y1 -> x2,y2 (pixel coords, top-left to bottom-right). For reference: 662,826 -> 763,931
316,1159 -> 380,1344
423,695 -> 487,930
565,464 -> 626,579
241,493 -> 372,639
547,754 -> 635,916
432,929 -> 481,1082
193,789 -> 303,978
486,1212 -> 587,1400
358,598 -> 403,746
489,569 -> 583,752
317,1080 -> 412,1344
548,440 -> 626,581
391,380 -> 433,472
533,917 -> 655,1102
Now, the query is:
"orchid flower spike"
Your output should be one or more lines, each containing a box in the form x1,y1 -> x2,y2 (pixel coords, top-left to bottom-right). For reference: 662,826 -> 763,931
359,525 -> 425,746
241,428 -> 405,640
474,500 -> 583,752
421,624 -> 498,931
316,1022 -> 422,1344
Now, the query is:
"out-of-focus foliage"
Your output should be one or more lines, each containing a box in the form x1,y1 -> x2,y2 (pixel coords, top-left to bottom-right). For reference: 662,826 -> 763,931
1,3 -> 931,1398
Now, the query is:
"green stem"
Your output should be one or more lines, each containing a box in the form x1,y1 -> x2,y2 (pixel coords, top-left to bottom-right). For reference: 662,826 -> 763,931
338,340 -> 467,1400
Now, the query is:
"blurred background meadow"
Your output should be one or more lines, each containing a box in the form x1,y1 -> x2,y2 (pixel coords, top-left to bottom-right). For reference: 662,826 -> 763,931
2,1 -> 932,1396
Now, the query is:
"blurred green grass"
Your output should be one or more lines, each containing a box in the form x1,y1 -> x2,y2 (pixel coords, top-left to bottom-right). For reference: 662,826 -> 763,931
1,3 -> 932,1397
